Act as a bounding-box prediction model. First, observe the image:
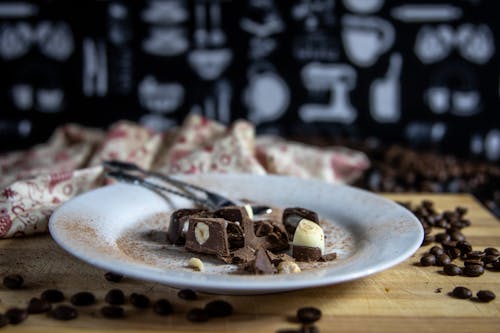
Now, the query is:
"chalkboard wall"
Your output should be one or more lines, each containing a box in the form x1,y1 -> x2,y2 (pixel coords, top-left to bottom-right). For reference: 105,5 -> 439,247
1,0 -> 499,161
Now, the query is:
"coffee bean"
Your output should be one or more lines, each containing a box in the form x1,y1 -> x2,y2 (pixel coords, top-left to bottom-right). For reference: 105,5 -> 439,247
451,286 -> 472,299
70,292 -> 96,306
0,314 -> 8,328
477,290 -> 496,302
205,300 -> 233,317
420,254 -> 436,266
449,231 -> 465,242
492,260 -> 500,269
484,247 -> 500,256
186,308 -> 209,322
178,289 -> 197,300
301,325 -> 320,333
41,289 -> 64,303
5,308 -> 28,325
3,274 -> 24,289
466,251 -> 485,260
50,305 -> 78,321
435,233 -> 451,243
436,254 -> 451,266
130,293 -> 150,309
100,306 -> 124,319
456,241 -> 472,254
463,264 -> 484,277
443,264 -> 462,276
105,289 -> 125,305
27,297 -> 52,314
297,307 -> 322,324
422,234 -> 434,245
464,260 -> 484,267
153,299 -> 173,316
104,272 -> 123,282
430,246 -> 444,256
445,247 -> 461,260
455,206 -> 468,216
482,255 -> 499,264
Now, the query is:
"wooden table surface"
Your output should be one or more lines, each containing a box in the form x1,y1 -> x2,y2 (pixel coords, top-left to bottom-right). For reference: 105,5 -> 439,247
1,194 -> 499,333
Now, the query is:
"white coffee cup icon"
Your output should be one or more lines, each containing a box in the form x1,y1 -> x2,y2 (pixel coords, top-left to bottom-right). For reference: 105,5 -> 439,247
342,15 -> 394,67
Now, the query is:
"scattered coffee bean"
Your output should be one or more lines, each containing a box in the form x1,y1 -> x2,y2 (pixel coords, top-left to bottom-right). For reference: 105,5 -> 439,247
5,308 -> 28,325
153,299 -> 173,316
484,247 -> 500,256
27,297 -> 52,314
104,272 -> 123,282
3,274 -> 24,289
443,264 -> 462,276
130,293 -> 150,309
105,289 -> 125,305
463,264 -> 484,277
50,305 -> 78,321
70,292 -> 96,306
477,290 -> 496,302
445,247 -> 461,260
482,255 -> 499,264
451,286 -> 472,299
436,254 -> 451,266
455,207 -> 468,216
204,300 -> 233,317
41,289 -> 64,303
0,314 -> 8,328
301,326 -> 320,333
297,307 -> 322,324
464,260 -> 484,267
466,251 -> 485,260
456,241 -> 472,254
435,233 -> 450,243
420,254 -> 436,266
429,246 -> 444,256
178,289 -> 197,300
449,231 -> 465,242
422,234 -> 434,245
492,260 -> 500,269
186,308 -> 209,322
100,306 -> 124,319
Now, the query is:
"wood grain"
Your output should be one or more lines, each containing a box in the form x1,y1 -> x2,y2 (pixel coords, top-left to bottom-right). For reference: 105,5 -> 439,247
1,194 -> 499,333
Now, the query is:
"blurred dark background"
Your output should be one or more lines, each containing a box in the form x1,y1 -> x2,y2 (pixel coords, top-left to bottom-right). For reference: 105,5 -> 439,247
1,0 -> 499,161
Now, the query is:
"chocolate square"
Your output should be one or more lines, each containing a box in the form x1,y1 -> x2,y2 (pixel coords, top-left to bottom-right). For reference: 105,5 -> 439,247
292,245 -> 322,262
282,207 -> 319,235
167,208 -> 210,245
215,206 -> 256,247
185,218 -> 230,257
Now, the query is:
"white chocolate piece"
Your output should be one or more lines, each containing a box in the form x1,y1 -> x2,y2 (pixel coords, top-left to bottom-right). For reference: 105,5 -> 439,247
244,204 -> 254,219
194,222 -> 209,245
292,219 -> 325,255
188,257 -> 204,271
277,261 -> 301,274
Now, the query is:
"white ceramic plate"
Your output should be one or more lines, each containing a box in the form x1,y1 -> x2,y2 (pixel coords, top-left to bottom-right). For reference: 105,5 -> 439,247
49,174 -> 423,295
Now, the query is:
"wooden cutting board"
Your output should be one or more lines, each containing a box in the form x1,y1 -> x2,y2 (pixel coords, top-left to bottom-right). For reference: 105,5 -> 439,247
1,194 -> 499,333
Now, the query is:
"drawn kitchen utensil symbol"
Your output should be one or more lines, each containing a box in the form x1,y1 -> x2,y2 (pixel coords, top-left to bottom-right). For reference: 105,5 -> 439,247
341,15 -> 394,67
188,48 -> 232,81
370,53 -> 402,123
142,27 -> 189,56
139,76 -> 184,114
244,62 -> 290,125
391,4 -> 462,22
11,84 -> 33,110
415,24 -> 494,65
83,38 -> 108,97
141,0 -> 188,25
343,0 -> 384,14
299,63 -> 357,124
190,79 -> 232,123
140,114 -> 177,133
0,2 -> 38,18
485,129 -> 500,161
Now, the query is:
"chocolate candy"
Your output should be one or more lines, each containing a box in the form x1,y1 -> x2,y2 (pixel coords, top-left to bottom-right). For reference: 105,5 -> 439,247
292,245 -> 322,262
282,207 -> 319,235
167,209 -> 209,245
185,218 -> 231,257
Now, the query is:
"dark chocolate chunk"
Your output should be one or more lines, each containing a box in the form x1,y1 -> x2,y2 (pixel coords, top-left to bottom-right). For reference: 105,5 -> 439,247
153,299 -> 173,315
167,209 -> 209,245
283,207 -> 319,235
319,252 -> 337,262
185,218 -> 230,257
27,297 -> 52,314
5,308 -> 28,325
105,289 -> 125,305
253,248 -> 277,274
204,300 -> 233,317
292,245 -> 322,262
178,289 -> 197,300
104,272 -> 123,282
186,308 -> 209,322
3,274 -> 24,289
101,306 -> 124,318
296,307 -> 322,324
254,220 -> 289,252
70,292 -> 96,306
41,289 -> 64,303
50,305 -> 78,321
130,293 -> 150,308
226,221 -> 245,250
215,206 -> 256,247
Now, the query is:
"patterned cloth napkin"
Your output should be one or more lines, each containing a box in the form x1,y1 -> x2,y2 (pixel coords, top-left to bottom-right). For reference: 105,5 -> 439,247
0,115 -> 369,238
